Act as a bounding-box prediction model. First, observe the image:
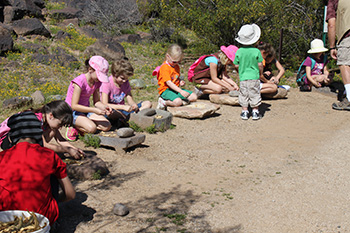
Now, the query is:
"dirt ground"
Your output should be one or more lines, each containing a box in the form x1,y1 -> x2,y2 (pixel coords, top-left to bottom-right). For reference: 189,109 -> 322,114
56,88 -> 350,233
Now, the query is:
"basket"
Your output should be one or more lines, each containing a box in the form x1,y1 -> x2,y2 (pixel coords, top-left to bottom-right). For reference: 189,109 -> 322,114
0,210 -> 50,233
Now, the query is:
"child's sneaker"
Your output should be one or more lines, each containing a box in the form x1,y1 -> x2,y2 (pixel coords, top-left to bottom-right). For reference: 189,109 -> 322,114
240,111 -> 249,120
252,111 -> 260,120
157,97 -> 166,110
66,127 -> 79,141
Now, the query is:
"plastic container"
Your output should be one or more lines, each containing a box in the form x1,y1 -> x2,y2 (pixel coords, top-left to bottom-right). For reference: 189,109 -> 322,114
0,210 -> 50,233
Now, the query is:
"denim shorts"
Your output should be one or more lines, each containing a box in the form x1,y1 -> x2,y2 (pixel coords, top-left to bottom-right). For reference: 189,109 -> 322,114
119,102 -> 142,116
72,111 -> 93,125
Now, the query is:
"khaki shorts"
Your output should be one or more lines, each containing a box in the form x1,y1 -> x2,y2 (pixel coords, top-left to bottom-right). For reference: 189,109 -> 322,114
337,36 -> 350,66
239,79 -> 261,108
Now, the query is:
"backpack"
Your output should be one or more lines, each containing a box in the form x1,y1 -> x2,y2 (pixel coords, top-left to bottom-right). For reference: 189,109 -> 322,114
296,56 -> 316,86
187,54 -> 218,82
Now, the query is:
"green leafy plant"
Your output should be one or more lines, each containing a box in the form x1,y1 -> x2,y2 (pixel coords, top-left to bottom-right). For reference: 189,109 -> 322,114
80,134 -> 101,148
92,170 -> 102,180
128,121 -> 144,132
164,213 -> 187,226
145,124 -> 157,134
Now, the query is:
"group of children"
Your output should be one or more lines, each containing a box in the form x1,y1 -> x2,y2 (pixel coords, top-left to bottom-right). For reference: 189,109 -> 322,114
0,23 -> 334,226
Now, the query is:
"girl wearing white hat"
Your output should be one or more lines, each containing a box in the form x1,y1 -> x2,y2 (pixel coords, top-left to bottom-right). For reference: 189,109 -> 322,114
300,39 -> 332,91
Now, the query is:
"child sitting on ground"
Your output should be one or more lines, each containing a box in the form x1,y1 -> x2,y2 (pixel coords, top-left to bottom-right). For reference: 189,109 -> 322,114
0,111 -> 75,225
157,44 -> 197,110
0,100 -> 84,159
299,39 -> 332,91
100,59 -> 152,124
65,55 -> 112,141
234,23 -> 263,120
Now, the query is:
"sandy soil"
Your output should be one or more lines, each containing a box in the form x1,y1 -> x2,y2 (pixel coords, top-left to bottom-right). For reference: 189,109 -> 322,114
56,88 -> 350,233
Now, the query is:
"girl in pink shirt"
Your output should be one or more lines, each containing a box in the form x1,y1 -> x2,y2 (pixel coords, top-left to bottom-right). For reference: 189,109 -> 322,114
65,56 -> 112,141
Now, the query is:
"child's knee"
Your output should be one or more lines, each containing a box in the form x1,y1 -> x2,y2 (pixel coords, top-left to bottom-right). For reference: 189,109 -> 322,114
188,93 -> 197,102
173,98 -> 183,106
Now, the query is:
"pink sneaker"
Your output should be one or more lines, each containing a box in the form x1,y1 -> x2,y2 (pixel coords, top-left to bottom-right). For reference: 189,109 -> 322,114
66,127 -> 79,141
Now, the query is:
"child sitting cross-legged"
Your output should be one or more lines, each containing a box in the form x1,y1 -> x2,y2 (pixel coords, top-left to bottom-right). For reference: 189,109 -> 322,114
157,44 -> 197,110
100,59 -> 152,124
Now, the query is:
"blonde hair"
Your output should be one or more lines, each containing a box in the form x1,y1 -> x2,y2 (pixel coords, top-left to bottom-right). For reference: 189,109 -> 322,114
167,44 -> 183,60
111,59 -> 134,77
218,51 -> 229,65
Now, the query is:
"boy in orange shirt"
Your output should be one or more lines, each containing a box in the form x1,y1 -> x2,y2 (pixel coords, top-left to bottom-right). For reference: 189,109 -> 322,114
157,44 -> 197,110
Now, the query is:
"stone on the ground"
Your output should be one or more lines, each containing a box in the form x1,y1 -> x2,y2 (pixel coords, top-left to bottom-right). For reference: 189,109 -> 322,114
129,79 -> 146,89
113,203 -> 129,216
3,96 -> 32,109
0,25 -> 13,53
209,94 -> 240,106
117,127 -> 134,138
84,38 -> 125,61
12,18 -> 51,37
167,102 -> 220,119
66,154 -> 109,181
98,133 -> 146,151
129,108 -> 173,131
31,90 -> 45,105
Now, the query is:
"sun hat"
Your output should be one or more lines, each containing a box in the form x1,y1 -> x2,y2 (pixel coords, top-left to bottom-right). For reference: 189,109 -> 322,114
88,55 -> 109,83
235,24 -> 261,45
307,39 -> 328,54
7,111 -> 43,147
220,45 -> 239,62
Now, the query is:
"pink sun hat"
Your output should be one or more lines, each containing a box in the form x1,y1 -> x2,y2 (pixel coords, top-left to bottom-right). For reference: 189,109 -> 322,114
88,55 -> 109,83
220,45 -> 239,62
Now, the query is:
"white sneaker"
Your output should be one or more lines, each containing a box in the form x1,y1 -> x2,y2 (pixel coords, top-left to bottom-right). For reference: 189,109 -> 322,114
252,111 -> 260,120
157,97 -> 166,110
281,85 -> 291,91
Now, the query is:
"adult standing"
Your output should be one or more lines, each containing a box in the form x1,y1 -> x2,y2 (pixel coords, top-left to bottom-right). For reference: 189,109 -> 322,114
327,0 -> 350,110
191,45 -> 239,97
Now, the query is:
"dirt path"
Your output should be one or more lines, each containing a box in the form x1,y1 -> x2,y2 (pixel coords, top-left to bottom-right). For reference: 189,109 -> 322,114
57,89 -> 350,233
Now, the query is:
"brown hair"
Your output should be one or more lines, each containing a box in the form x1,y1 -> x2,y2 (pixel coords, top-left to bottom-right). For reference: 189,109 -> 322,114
111,59 -> 134,78
32,100 -> 73,127
257,41 -> 276,59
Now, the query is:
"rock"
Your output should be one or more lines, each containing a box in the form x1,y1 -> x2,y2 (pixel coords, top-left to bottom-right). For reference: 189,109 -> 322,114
4,0 -> 43,23
117,127 -> 134,138
209,94 -> 240,106
11,18 -> 51,37
55,30 -> 72,40
84,38 -> 125,61
31,90 -> 45,105
228,90 -> 239,97
79,26 -> 106,40
98,133 -> 146,151
21,43 -> 48,53
47,95 -> 66,101
66,154 -> 109,181
0,25 -> 13,53
113,203 -> 129,216
129,108 -> 173,131
167,102 -> 220,119
49,7 -> 82,20
129,79 -> 146,89
3,96 -> 32,109
114,34 -> 141,44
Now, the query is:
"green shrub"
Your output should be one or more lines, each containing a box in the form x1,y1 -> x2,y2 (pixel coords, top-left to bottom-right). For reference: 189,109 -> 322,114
128,121 -> 144,132
80,134 -> 101,148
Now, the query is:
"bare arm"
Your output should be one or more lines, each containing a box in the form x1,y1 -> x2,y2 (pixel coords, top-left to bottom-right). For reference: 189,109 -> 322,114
274,60 -> 285,82
71,84 -> 100,114
306,66 -> 321,87
209,63 -> 235,91
58,176 -> 76,202
101,92 -> 131,112
165,80 -> 190,98
328,17 -> 337,60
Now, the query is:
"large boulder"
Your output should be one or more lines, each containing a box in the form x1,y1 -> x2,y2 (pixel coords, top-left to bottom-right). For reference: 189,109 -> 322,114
84,38 -> 125,61
11,18 -> 51,37
0,24 -> 13,53
4,0 -> 43,23
167,102 -> 220,119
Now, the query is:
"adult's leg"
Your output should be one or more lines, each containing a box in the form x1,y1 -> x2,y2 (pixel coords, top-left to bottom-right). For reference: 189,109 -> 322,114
340,65 -> 350,100
260,83 -> 277,94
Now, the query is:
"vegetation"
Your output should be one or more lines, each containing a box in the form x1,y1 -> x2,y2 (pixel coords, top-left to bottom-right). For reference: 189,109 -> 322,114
80,134 -> 101,148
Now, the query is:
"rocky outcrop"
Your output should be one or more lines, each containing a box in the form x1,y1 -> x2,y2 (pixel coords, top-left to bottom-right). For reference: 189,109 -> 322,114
84,38 -> 126,61
0,24 -> 13,53
11,18 -> 50,37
